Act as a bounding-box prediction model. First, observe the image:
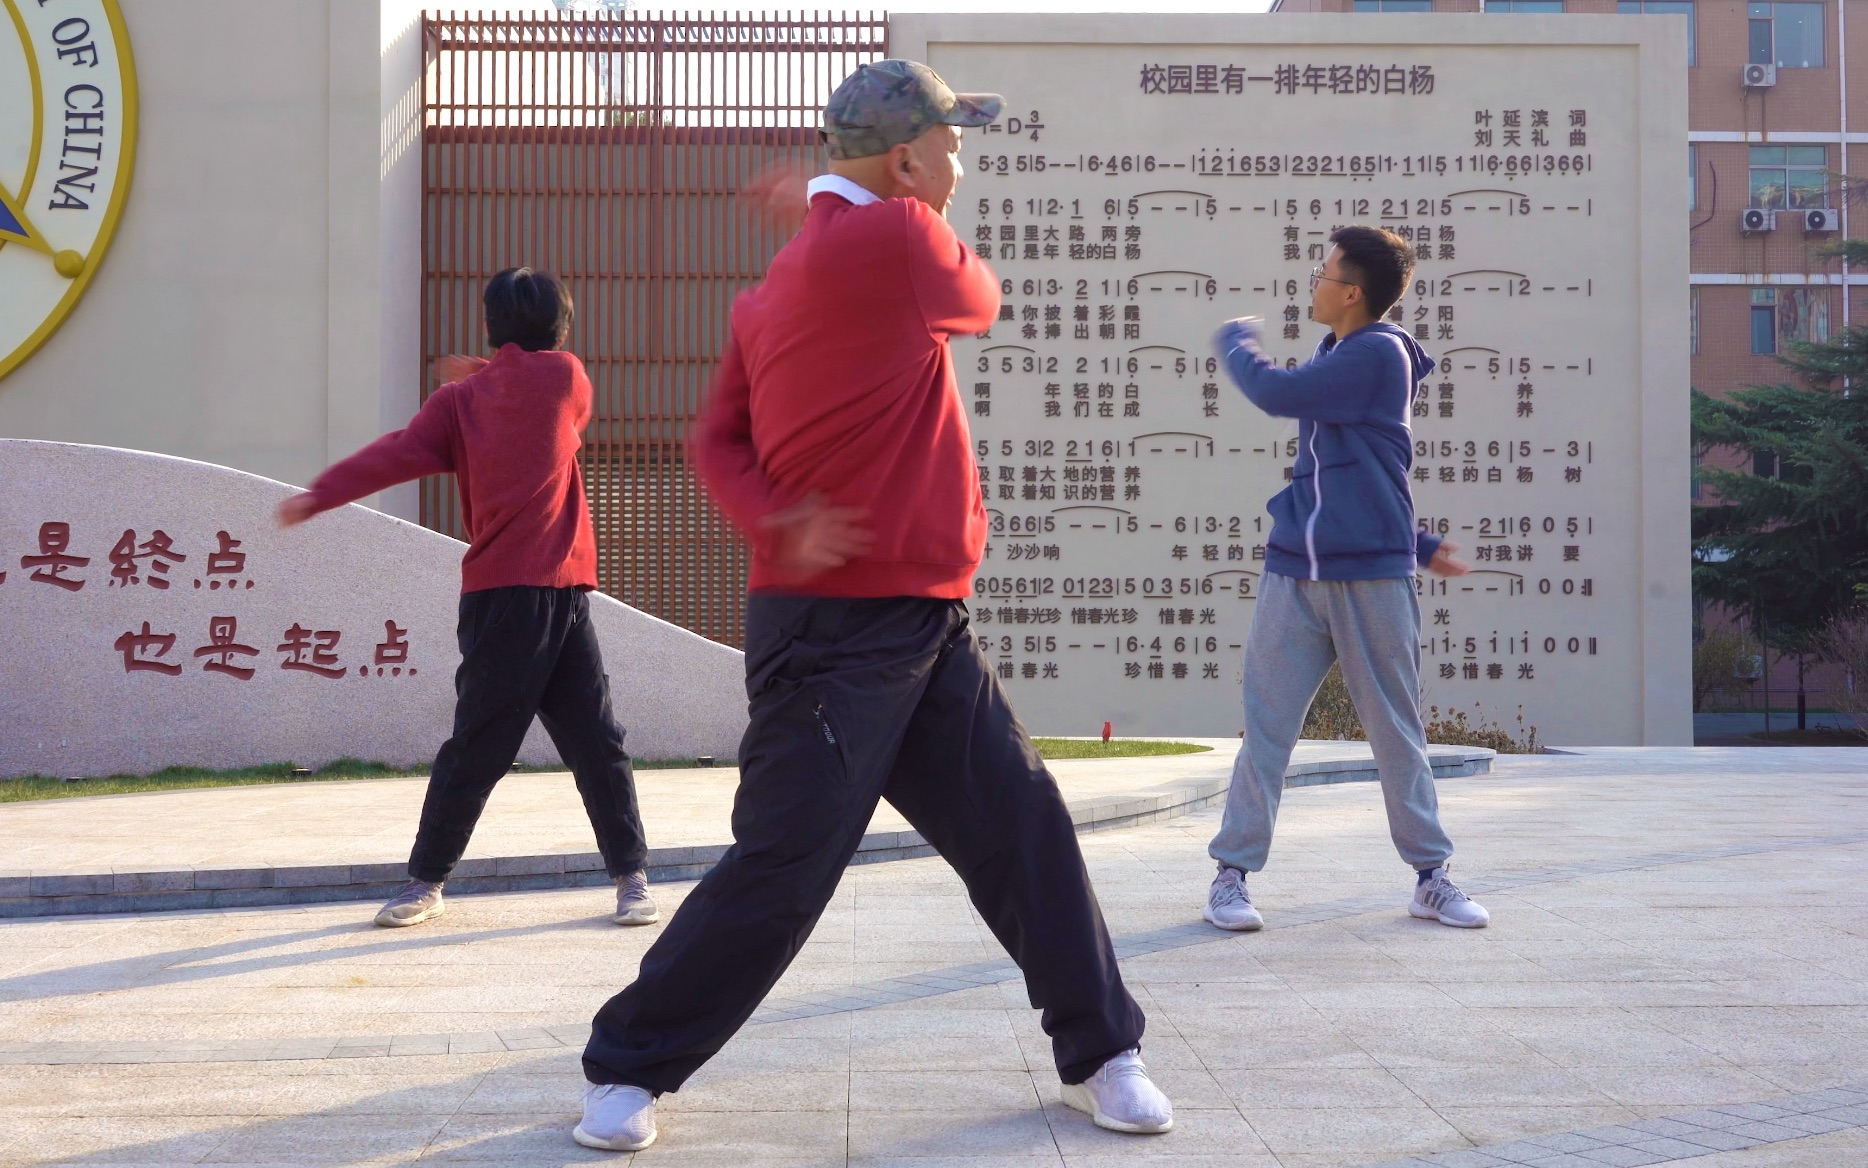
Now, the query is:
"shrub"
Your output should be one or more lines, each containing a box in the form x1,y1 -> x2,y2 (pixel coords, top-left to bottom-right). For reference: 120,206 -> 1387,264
1300,665 -> 1364,740
1821,612 -> 1868,739
1422,703 -> 1540,754
1297,664 -> 1540,753
1693,628 -> 1762,712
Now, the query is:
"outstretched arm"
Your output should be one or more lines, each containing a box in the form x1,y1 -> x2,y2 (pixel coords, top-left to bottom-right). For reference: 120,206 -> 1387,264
1214,318 -> 1395,424
278,389 -> 456,526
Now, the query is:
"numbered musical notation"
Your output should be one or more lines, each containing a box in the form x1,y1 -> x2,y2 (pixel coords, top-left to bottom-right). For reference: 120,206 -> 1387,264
939,42 -> 1644,740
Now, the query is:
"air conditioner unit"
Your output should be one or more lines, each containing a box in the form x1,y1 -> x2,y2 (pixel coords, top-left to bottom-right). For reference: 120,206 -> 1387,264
1744,63 -> 1777,88
1741,207 -> 1776,233
1800,207 -> 1839,232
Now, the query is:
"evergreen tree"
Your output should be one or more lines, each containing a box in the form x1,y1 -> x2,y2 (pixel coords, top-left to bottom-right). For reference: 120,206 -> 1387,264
1691,238 -> 1868,653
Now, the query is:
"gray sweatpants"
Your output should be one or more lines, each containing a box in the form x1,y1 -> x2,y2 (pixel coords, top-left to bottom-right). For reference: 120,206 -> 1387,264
1208,570 -> 1454,874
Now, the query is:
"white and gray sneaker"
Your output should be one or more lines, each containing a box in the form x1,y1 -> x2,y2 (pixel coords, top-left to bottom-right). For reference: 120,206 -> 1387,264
1202,863 -> 1264,931
614,871 -> 659,926
1061,1048 -> 1174,1133
573,1083 -> 657,1151
1410,864 -> 1489,928
373,879 -> 444,928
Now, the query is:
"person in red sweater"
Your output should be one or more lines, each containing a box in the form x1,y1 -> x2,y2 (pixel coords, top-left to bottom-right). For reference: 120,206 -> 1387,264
572,61 -> 1170,1154
277,268 -> 655,932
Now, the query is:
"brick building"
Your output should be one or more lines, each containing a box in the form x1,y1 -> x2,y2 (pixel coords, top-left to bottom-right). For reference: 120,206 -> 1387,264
1271,0 -> 1863,721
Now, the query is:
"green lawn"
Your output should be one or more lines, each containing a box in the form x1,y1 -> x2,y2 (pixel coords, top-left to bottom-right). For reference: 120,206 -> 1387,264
0,739 -> 1210,804
1030,738 -> 1211,760
0,757 -> 719,803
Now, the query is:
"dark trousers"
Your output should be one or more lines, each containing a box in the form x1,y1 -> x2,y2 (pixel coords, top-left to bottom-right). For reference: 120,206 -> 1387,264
407,585 -> 648,884
582,596 -> 1144,1092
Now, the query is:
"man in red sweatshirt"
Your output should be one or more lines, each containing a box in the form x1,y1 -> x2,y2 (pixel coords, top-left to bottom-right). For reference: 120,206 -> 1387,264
573,61 -> 1170,1153
277,268 -> 655,932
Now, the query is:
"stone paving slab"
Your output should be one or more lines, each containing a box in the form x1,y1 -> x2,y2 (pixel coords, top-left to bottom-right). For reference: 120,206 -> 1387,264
8,816 -> 1867,1069
1362,1083 -> 1868,1166
0,747 -> 1864,1167
0,740 -> 1491,917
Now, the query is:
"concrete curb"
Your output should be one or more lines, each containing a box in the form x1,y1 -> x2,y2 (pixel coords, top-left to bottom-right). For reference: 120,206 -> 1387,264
0,747 -> 1493,918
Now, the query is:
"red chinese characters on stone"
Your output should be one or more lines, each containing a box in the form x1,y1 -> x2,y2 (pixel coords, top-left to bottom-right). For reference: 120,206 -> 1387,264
353,620 -> 416,672
114,622 -> 182,675
277,623 -> 344,678
21,522 -> 90,591
374,622 -> 409,665
108,529 -> 188,589
364,620 -> 417,677
194,616 -> 260,680
196,531 -> 253,591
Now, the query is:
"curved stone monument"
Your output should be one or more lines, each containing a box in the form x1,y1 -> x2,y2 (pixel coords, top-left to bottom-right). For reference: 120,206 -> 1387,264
0,440 -> 747,779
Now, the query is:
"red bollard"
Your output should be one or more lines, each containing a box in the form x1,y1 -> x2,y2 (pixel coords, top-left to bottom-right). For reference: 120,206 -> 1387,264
1101,721 -> 1113,743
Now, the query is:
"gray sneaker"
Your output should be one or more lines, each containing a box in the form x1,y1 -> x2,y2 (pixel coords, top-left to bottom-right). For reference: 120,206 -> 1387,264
1203,863 -> 1264,931
614,871 -> 659,926
374,879 -> 444,928
1410,864 -> 1490,928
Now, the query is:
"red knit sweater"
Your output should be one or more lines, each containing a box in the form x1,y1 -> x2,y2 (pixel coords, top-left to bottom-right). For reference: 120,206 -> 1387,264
303,345 -> 598,594
692,190 -> 1001,597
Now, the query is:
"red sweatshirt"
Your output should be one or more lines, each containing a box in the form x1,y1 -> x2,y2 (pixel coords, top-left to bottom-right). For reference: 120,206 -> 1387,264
691,190 -> 1001,597
302,344 -> 598,594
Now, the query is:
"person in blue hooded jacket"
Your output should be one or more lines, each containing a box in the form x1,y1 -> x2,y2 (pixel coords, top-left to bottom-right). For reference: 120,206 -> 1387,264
1203,225 -> 1490,932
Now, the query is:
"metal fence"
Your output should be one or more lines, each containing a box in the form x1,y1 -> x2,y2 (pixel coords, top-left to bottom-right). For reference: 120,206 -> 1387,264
420,10 -> 889,645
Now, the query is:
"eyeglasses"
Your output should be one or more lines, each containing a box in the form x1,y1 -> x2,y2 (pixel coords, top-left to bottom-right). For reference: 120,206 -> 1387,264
1310,266 -> 1360,293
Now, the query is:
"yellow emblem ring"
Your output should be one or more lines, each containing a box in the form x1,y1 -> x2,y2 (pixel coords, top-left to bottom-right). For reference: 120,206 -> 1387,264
0,0 -> 137,382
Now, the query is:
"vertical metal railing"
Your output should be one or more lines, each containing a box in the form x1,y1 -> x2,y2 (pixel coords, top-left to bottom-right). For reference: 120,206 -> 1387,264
420,11 -> 889,646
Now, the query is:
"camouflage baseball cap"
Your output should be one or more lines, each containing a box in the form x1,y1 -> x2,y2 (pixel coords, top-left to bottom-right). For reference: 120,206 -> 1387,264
822,59 -> 1002,160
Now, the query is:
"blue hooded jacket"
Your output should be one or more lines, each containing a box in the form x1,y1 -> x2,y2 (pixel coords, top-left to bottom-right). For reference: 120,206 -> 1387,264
1215,317 -> 1442,582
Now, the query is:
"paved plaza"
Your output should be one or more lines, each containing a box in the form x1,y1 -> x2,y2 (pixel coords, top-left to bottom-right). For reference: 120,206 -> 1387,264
0,742 -> 1490,917
0,747 -> 1865,1167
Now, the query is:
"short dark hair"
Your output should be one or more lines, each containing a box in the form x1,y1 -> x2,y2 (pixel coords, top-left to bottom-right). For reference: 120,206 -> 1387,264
484,267 -> 573,351
1327,226 -> 1414,319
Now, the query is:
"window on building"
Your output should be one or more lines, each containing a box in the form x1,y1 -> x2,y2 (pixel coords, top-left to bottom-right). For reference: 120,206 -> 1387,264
1691,446 -> 1702,500
1485,0 -> 1565,10
1749,145 -> 1828,209
1751,288 -> 1777,354
1691,287 -> 1700,355
1778,286 -> 1830,344
1354,0 -> 1434,10
1619,0 -> 1697,66
1753,448 -> 1781,478
1689,144 -> 1698,209
1748,2 -> 1824,68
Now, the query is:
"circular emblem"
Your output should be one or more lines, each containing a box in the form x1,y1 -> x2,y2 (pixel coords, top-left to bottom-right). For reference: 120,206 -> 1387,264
0,0 -> 135,381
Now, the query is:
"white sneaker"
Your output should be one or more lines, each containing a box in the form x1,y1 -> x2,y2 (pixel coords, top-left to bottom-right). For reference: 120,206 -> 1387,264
1409,864 -> 1490,928
1202,863 -> 1264,931
572,1083 -> 657,1151
1060,1048 -> 1173,1134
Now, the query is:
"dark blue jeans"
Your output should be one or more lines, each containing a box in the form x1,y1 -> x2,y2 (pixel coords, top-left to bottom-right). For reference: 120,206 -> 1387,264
407,585 -> 647,883
582,595 -> 1143,1092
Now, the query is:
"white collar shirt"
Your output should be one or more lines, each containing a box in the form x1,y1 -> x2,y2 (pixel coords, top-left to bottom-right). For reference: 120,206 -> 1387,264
805,173 -> 883,206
